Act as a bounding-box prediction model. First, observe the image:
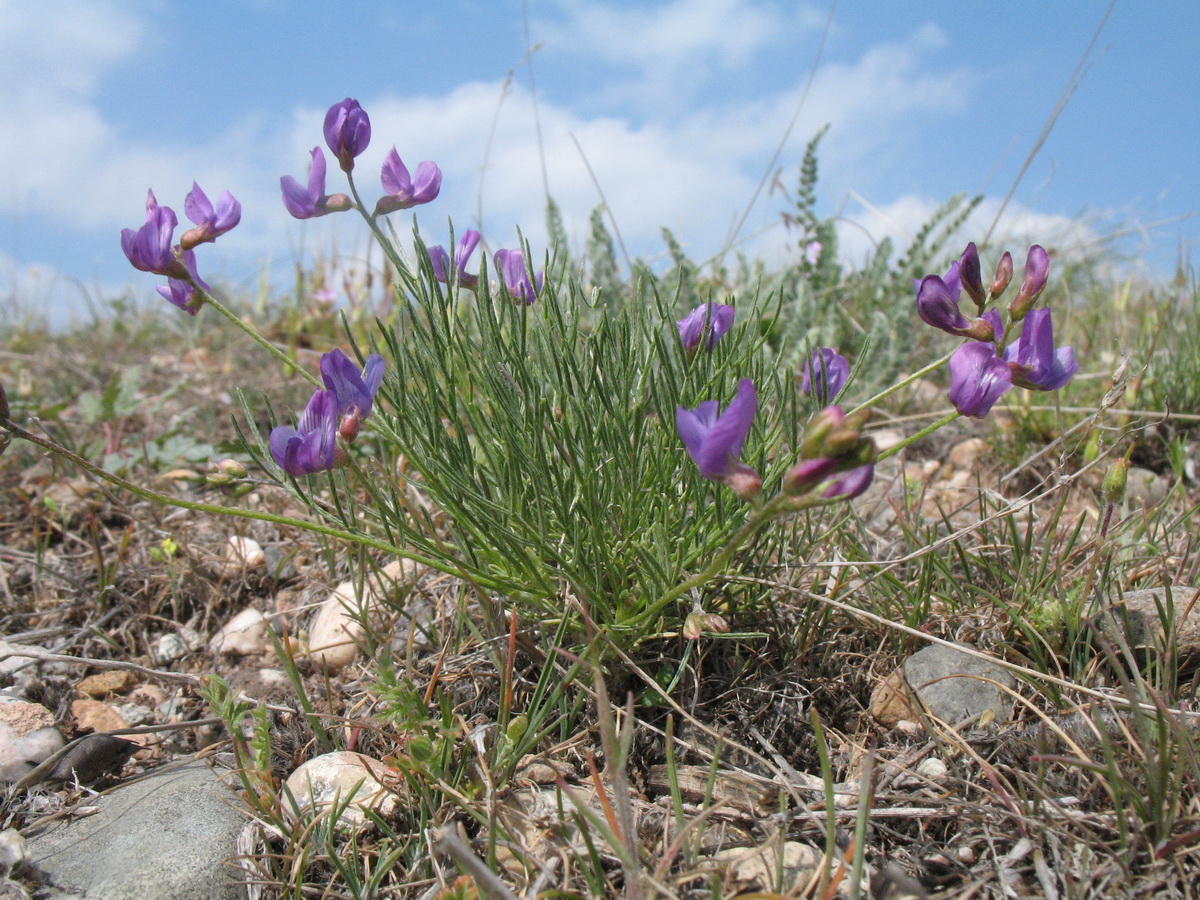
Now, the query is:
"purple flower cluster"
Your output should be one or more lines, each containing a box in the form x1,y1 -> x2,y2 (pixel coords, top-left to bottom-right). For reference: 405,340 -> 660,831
269,349 -> 384,477
281,98 -> 441,221
120,183 -> 241,315
916,243 -> 1078,418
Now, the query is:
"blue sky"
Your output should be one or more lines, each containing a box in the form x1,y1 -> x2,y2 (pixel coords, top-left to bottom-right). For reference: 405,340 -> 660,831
1,0 -> 1196,324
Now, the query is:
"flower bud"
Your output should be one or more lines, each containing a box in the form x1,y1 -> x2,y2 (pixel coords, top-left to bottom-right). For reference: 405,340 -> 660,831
799,405 -> 845,459
990,252 -> 1013,299
206,471 -> 233,486
1008,245 -> 1049,322
1102,457 -> 1129,506
218,458 -> 248,479
959,242 -> 986,312
683,610 -> 730,639
782,457 -> 839,496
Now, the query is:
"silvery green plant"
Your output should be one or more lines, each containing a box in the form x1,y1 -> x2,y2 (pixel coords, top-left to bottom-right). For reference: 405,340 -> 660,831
0,97 -> 1079,655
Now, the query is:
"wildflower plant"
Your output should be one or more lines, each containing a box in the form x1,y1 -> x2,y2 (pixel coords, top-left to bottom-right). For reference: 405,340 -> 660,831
2,98 -> 1080,657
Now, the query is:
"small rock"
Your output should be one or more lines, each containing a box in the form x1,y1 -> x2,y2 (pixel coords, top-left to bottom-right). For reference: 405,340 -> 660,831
916,757 -> 949,780
226,536 -> 265,571
903,643 -> 1016,726
70,698 -> 129,734
305,583 -> 372,671
0,702 -> 64,783
209,607 -> 269,656
870,429 -> 904,453
28,761 -> 245,900
0,640 -> 40,679
1124,466 -> 1170,507
717,841 -> 824,894
0,827 -> 28,874
154,632 -> 188,664
1101,587 -> 1200,662
262,543 -> 300,582
44,734 -> 139,785
947,437 -> 989,471
284,752 -> 400,830
76,670 -> 137,698
870,669 -> 919,727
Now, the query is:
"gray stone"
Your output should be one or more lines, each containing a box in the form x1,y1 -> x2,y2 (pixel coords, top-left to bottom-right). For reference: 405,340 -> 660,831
28,761 -> 244,900
903,643 -> 1015,725
1101,586 -> 1200,661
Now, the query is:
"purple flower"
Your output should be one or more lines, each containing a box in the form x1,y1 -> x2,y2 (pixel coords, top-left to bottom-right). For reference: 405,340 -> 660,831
822,463 -> 875,500
281,148 -> 353,220
948,342 -> 1013,418
915,265 -> 969,334
991,251 -> 1013,297
1003,307 -> 1078,391
677,303 -> 735,354
494,249 -> 544,304
676,378 -> 757,482
1009,244 -> 1050,320
914,262 -> 996,342
121,190 -> 188,278
269,389 -> 342,477
800,348 -> 850,403
180,183 -> 241,250
324,98 -> 371,172
959,242 -> 985,311
319,348 -> 385,440
374,148 -> 442,216
429,230 -> 481,288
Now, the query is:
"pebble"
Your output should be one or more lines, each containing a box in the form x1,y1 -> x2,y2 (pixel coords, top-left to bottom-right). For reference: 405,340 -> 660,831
284,752 -> 400,830
716,842 -> 831,895
305,559 -> 423,671
76,670 -> 137,698
209,607 -> 269,656
226,535 -> 265,571
946,437 -> 989,471
1101,586 -> 1200,661
0,701 -> 64,783
871,643 -> 1015,727
1124,466 -> 1170,507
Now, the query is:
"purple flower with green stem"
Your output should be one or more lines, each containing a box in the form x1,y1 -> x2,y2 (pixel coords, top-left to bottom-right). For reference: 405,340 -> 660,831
270,389 -> 341,477
800,348 -> 849,404
822,463 -> 875,500
324,98 -> 371,172
948,341 -> 1013,418
280,148 -> 353,220
429,230 -> 481,288
180,183 -> 241,251
494,248 -> 544,304
319,348 -> 385,441
676,378 -> 759,497
959,242 -> 986,312
120,190 -> 189,279
677,303 -> 734,354
373,148 -> 442,216
1003,307 -> 1077,391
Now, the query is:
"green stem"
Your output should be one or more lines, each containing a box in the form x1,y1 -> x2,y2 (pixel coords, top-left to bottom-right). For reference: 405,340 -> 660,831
3,417 -> 503,592
847,348 -> 955,417
876,410 -> 960,462
201,292 -> 321,389
345,172 -> 417,292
